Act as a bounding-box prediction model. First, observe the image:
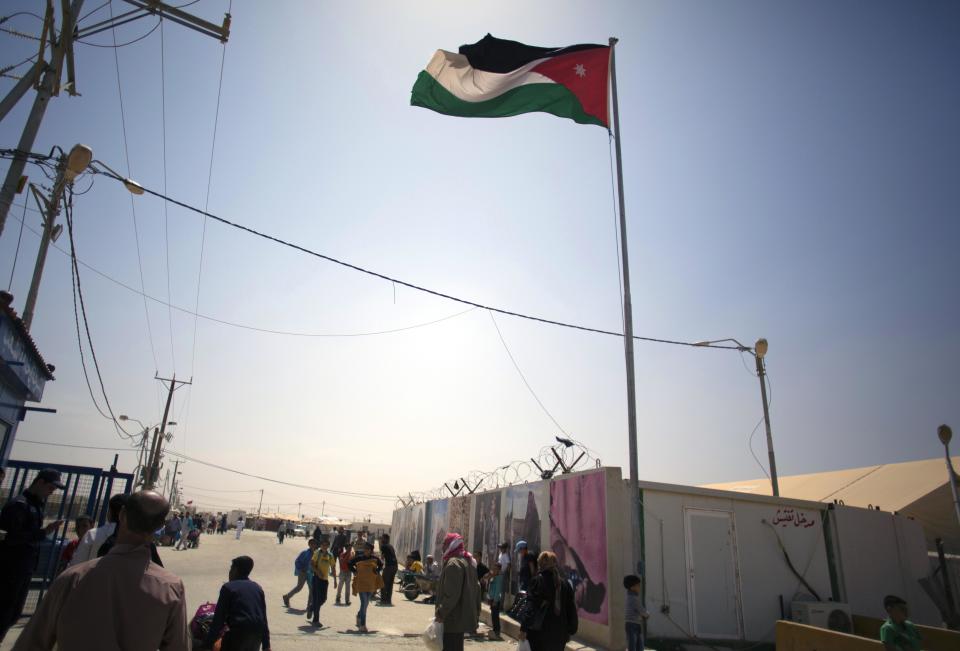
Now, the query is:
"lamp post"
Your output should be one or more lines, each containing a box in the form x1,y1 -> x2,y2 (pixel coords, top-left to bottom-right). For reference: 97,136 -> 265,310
938,425 -> 960,528
694,337 -> 780,496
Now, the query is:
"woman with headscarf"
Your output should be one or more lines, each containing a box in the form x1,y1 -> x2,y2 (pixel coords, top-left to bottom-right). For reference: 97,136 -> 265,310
520,551 -> 578,651
435,533 -> 481,651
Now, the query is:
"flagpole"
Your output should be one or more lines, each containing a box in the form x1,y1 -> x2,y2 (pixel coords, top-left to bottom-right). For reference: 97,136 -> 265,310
608,37 -> 642,574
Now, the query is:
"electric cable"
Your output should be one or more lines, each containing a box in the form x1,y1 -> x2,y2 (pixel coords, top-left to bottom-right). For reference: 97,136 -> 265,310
182,4 -> 231,455
159,19 -> 176,373
0,12 -> 45,24
107,3 -> 162,383
77,19 -> 161,48
88,165 -> 743,352
488,311 -> 569,436
76,1 -> 112,26
65,193 -> 134,441
6,198 -> 27,290
16,439 -> 137,453
2,204 -> 483,338
159,449 -> 397,501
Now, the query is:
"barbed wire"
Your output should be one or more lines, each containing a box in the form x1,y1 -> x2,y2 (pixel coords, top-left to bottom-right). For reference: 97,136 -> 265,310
395,438 -> 600,509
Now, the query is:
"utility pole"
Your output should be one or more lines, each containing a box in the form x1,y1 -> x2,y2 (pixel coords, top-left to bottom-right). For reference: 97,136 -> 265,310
21,144 -> 93,330
0,0 -> 84,239
0,0 -> 230,239
169,459 -> 181,504
144,374 -> 191,489
256,489 -> 264,520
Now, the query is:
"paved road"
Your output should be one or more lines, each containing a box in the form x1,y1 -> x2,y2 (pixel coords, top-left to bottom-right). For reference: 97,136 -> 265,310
3,529 -> 513,650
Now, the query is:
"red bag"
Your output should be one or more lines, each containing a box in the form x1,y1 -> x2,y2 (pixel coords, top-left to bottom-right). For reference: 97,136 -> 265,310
190,602 -> 218,640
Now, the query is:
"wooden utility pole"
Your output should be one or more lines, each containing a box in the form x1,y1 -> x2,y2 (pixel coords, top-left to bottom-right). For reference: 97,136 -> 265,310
0,0 -> 230,238
144,374 -> 191,489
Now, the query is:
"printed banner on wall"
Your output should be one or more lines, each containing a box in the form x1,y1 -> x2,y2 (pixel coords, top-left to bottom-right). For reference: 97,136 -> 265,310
550,472 -> 608,625
394,503 -> 425,562
473,490 -> 502,573
504,482 -> 548,592
449,495 -> 471,541
424,499 -> 451,561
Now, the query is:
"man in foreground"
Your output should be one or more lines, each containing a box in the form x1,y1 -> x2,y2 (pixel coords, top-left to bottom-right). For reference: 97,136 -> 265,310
204,555 -> 271,650
13,490 -> 189,651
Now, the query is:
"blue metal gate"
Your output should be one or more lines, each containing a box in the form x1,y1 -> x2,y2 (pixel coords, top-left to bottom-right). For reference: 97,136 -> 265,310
0,459 -> 134,615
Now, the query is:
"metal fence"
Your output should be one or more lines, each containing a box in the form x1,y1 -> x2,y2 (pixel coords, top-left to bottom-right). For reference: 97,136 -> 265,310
0,459 -> 133,616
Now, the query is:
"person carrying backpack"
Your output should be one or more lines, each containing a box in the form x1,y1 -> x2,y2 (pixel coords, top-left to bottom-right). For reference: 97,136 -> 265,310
519,551 -> 578,651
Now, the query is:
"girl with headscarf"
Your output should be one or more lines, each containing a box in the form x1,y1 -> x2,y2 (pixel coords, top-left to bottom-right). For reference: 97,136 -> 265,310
520,551 -> 578,651
435,534 -> 481,651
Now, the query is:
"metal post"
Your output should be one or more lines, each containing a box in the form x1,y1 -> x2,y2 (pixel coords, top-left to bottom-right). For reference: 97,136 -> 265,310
609,37 -> 643,573
755,354 -> 780,496
257,489 -> 263,519
0,0 -> 85,238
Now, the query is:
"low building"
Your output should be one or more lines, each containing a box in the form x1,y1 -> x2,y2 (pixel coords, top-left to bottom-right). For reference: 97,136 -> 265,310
0,292 -> 55,465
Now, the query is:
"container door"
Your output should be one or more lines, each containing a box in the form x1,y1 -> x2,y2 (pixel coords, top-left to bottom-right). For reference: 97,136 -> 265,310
684,509 -> 743,639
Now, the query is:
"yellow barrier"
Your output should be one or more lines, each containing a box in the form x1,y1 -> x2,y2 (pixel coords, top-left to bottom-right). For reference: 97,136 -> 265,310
775,620 -> 882,651
852,614 -> 960,651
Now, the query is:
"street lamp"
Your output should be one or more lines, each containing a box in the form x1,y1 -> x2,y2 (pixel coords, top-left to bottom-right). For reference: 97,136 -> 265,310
694,337 -> 780,496
938,425 -> 960,527
91,160 -> 145,195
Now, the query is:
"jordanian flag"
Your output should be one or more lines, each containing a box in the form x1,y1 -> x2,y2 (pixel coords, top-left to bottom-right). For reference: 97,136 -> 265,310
411,34 -> 611,128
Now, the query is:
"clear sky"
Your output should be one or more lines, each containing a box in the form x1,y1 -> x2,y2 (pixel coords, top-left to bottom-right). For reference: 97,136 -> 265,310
1,1 -> 958,521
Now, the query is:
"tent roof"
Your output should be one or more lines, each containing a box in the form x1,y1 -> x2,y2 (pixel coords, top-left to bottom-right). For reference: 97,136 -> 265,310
702,456 -> 960,549
702,456 -> 958,512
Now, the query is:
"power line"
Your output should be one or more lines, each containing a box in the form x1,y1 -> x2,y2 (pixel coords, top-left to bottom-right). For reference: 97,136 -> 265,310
88,166 -> 742,352
108,3 -> 162,378
183,8 -> 231,456
3,203 -> 482,337
65,194 -> 134,441
488,311 -> 569,436
15,435 -> 396,502
77,19 -> 161,48
6,198 -> 27,290
16,439 -> 137,453
162,449 -> 396,501
159,19 -> 176,373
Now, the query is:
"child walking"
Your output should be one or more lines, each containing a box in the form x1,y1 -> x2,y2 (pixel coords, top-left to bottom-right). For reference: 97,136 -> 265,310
336,541 -> 354,605
309,539 -> 337,627
623,575 -> 648,651
487,562 -> 505,640
284,538 -> 317,608
349,542 -> 384,633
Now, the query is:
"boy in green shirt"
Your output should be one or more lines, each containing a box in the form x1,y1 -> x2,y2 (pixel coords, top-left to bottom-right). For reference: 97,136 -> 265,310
879,595 -> 921,651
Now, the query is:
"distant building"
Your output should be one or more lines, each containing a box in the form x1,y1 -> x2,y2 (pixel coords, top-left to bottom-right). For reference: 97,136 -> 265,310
702,455 -> 960,550
0,292 -> 55,465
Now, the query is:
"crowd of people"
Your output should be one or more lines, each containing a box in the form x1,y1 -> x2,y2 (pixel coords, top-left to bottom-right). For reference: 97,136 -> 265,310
0,467 -> 929,651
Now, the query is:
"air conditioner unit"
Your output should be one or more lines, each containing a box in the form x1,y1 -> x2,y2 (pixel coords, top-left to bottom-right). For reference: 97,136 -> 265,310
791,601 -> 853,633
